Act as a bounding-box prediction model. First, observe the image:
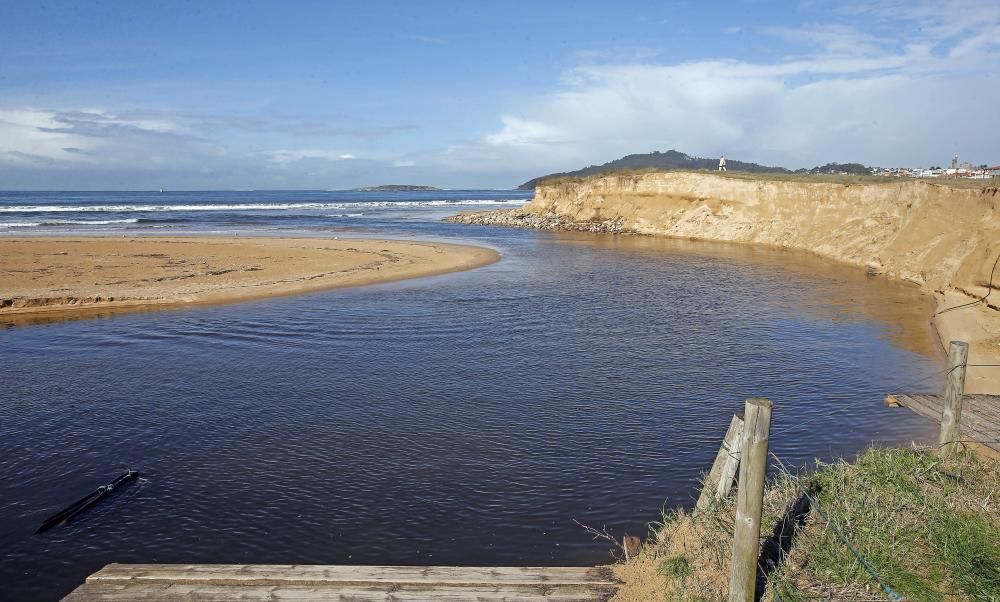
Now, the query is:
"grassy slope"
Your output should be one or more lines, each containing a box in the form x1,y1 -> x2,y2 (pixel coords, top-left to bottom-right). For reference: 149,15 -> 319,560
613,448 -> 1000,601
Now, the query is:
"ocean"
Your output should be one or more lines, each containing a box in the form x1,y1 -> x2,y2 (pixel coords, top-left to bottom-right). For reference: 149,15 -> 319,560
0,189 -> 532,235
0,189 -> 941,599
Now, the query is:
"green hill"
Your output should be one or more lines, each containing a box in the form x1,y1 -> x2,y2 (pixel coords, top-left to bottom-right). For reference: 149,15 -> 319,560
518,150 -> 789,189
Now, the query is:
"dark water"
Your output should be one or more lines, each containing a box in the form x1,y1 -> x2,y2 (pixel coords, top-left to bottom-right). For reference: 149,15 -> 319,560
0,192 -> 942,599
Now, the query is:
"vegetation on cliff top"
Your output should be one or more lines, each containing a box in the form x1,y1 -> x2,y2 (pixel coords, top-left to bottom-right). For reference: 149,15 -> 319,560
612,447 -> 1000,601
530,166 -> 997,191
520,151 -> 997,190
518,150 -> 788,189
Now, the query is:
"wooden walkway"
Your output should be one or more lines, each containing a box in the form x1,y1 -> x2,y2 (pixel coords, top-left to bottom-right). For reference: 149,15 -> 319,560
885,393 -> 1000,454
62,564 -> 621,601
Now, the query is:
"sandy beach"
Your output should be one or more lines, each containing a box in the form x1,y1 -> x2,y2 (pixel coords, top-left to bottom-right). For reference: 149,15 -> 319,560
0,237 -> 498,322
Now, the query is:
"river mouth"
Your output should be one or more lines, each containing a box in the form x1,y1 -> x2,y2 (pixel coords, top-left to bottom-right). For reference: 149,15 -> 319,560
0,225 -> 941,600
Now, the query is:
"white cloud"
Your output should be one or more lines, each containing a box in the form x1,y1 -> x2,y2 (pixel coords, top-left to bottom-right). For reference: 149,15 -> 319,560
0,109 -> 92,164
266,150 -> 358,165
0,108 -> 406,188
0,108 -> 216,168
764,24 -> 886,56
445,2 -> 1000,174
2,0 -> 998,189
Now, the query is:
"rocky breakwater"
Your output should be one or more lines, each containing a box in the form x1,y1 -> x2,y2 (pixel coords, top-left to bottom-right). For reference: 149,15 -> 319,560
447,209 -> 630,233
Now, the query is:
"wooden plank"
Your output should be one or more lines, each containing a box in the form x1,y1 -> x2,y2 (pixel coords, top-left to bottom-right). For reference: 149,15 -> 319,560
86,564 -> 618,587
886,394 -> 1000,431
893,395 -> 943,422
958,422 -> 1000,440
901,396 -> 941,420
964,397 -> 1000,422
64,582 -> 617,601
886,393 -> 1000,409
887,393 -> 1000,452
963,412 -> 1000,433
696,415 -> 744,512
713,416 -> 745,501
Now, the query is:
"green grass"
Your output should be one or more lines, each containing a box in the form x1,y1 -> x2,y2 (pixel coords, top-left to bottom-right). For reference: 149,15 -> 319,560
771,448 -> 1000,601
627,447 -> 1000,601
658,555 -> 692,580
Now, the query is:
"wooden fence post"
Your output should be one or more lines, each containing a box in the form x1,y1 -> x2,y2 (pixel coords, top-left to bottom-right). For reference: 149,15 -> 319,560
939,340 -> 969,458
696,415 -> 745,512
728,397 -> 773,602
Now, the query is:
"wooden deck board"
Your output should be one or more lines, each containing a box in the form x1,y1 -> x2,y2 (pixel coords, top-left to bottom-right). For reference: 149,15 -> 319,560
63,583 -> 614,601
63,564 -> 620,601
87,564 -> 616,586
885,393 -> 1000,452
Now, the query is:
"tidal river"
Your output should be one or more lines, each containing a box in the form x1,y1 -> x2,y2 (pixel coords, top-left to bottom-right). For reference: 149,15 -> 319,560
0,191 -> 941,599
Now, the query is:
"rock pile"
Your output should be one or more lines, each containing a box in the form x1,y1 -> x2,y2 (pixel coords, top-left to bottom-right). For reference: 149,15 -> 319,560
446,209 -> 632,234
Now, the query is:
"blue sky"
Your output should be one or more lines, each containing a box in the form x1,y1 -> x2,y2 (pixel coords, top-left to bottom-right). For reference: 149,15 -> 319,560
1,0 -> 998,189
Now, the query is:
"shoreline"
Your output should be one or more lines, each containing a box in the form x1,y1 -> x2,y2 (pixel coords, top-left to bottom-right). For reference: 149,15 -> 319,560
449,205 -> 1000,394
0,237 -> 499,324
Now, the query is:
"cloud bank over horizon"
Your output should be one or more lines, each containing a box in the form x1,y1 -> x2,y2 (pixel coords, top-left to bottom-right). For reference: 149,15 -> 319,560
1,1 -> 998,189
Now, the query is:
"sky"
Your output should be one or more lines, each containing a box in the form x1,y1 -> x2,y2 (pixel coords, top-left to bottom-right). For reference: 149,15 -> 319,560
1,0 -> 998,190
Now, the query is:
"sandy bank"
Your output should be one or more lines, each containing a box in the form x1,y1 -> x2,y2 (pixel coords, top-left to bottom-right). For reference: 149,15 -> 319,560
0,237 -> 498,323
451,172 -> 1000,392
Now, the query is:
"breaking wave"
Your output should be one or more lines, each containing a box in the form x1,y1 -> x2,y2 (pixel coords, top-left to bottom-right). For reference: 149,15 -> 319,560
0,218 -> 140,228
0,199 -> 530,213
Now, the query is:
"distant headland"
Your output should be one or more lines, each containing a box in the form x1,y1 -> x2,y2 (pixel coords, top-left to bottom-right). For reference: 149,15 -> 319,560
354,184 -> 441,192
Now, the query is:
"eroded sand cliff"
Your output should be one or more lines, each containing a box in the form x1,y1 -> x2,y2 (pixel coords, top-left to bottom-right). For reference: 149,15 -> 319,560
452,172 -> 1000,392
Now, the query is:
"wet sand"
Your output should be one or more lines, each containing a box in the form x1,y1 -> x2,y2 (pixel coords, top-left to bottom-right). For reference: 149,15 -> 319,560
0,237 -> 499,322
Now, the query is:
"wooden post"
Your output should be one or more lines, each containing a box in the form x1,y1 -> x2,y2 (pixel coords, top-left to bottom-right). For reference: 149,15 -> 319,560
939,340 -> 969,457
696,415 -> 745,512
623,536 -> 642,560
728,397 -> 773,602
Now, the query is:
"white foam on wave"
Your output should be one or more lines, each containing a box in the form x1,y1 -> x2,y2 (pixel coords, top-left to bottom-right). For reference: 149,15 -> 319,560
0,218 -> 140,228
46,218 -> 140,225
0,199 -> 531,213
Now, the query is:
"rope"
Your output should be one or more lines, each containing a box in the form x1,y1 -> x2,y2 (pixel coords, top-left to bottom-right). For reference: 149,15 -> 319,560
935,251 -> 999,315
885,364 -> 956,396
882,361 -> 1000,398
769,452 -> 907,602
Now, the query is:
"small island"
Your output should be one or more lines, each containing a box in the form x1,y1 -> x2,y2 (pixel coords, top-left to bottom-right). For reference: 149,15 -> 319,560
354,184 -> 441,192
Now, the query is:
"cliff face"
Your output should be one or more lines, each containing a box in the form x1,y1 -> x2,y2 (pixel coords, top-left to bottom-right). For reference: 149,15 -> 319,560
529,172 -> 999,298
486,171 -> 1000,392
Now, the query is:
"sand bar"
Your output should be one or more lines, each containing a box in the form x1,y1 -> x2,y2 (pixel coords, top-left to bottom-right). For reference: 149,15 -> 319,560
0,237 -> 498,322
